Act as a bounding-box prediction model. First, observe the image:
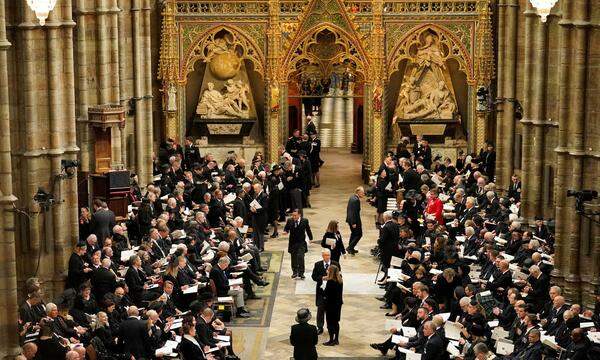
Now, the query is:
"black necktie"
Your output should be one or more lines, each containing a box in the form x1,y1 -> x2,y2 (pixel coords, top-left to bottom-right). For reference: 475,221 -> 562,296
324,263 -> 329,271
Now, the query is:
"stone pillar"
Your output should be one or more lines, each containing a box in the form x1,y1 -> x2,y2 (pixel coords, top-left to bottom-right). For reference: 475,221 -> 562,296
117,0 -> 128,168
0,0 -> 19,356
319,96 -> 333,147
519,3 -> 537,220
498,0 -> 519,189
332,94 -> 345,147
369,0 -> 385,170
96,0 -> 111,105
530,21 -> 548,218
75,0 -> 91,173
132,0 -> 146,183
142,0 -> 153,185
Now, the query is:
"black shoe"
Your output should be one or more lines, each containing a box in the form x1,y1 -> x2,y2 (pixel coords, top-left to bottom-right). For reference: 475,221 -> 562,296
370,343 -> 388,356
385,312 -> 399,317
237,310 -> 251,318
375,296 -> 386,302
292,273 -> 298,279
300,275 -> 305,280
323,340 -> 335,346
379,304 -> 392,309
317,328 -> 324,335
257,280 -> 270,287
270,233 -> 279,238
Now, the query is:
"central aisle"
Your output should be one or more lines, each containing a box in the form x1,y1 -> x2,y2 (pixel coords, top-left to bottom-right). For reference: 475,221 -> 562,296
234,149 -> 391,359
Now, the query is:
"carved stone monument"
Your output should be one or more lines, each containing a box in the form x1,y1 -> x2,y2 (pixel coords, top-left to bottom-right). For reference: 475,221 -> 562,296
193,34 -> 257,137
392,30 -> 460,142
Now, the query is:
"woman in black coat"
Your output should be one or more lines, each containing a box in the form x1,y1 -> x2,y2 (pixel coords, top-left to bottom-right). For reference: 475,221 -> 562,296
323,264 -> 343,346
180,323 -> 207,360
320,220 -> 346,263
374,170 -> 391,224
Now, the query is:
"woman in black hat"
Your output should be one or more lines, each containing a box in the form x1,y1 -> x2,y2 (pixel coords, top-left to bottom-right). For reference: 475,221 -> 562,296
290,308 -> 318,360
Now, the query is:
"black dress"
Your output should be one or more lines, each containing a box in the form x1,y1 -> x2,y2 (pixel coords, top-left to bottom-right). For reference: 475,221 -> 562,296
324,280 -> 343,327
320,231 -> 346,263
375,177 -> 390,213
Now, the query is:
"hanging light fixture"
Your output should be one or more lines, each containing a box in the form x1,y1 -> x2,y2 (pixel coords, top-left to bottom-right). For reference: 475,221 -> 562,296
529,0 -> 558,22
26,0 -> 58,26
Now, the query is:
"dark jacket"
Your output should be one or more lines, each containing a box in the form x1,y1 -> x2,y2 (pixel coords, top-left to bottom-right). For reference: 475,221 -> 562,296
311,260 -> 341,306
422,333 -> 446,360
66,252 -> 88,290
209,266 -> 230,297
345,194 -> 361,226
91,266 -> 117,302
118,317 -> 149,359
285,217 -> 313,253
320,231 -> 345,262
91,208 -> 116,243
290,322 -> 318,360
179,335 -> 207,360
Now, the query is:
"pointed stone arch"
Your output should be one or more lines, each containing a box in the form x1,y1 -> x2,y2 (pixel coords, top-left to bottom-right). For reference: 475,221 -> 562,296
180,24 -> 266,82
279,0 -> 370,81
387,23 -> 475,84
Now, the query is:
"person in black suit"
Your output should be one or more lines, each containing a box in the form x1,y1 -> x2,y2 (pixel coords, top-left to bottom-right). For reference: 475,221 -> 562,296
486,259 -> 512,300
232,189 -> 248,222
345,186 -> 365,255
305,116 -> 317,136
420,321 -> 445,360
524,265 -> 550,310
290,308 -> 318,360
320,220 -> 346,263
401,159 -> 423,193
66,242 -> 92,290
118,306 -> 149,359
180,322 -> 208,360
91,258 -> 117,302
91,199 -> 116,244
284,209 -> 313,279
250,183 -> 268,251
124,254 -> 157,306
209,256 -> 250,318
323,264 -> 343,346
377,211 -> 400,275
508,174 -> 521,203
311,249 -> 341,334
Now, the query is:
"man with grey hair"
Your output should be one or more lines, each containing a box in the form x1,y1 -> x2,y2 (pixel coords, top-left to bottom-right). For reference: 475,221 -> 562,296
210,256 -> 250,317
118,306 -> 148,359
91,257 -> 117,301
311,248 -> 340,334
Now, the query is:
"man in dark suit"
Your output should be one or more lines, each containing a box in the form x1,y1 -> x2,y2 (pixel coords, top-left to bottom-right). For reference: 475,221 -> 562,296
514,329 -> 543,360
118,306 -> 149,359
305,116 -> 317,136
91,199 -> 116,243
508,174 -> 521,203
124,254 -> 156,306
378,211 -> 400,272
346,186 -> 365,255
290,308 -> 318,360
524,265 -> 550,310
209,256 -> 250,317
311,249 -> 341,334
250,183 -> 268,251
486,259 -> 512,300
284,209 -> 313,279
401,159 -> 422,193
420,321 -> 445,360
66,242 -> 92,290
91,258 -> 117,302
232,189 -> 248,221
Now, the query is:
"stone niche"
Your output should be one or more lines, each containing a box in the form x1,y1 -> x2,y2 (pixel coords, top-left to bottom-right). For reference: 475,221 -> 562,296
388,28 -> 468,145
188,30 -> 262,143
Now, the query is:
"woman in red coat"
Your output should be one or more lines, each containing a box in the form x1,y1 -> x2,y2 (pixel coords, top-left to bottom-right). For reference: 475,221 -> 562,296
424,189 -> 444,225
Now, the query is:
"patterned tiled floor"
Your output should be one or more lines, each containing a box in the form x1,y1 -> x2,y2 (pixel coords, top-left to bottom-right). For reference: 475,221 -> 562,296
232,149 -> 393,359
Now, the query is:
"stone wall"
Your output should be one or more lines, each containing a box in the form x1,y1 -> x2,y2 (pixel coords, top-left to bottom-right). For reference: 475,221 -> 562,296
0,1 -> 157,356
495,0 -> 599,306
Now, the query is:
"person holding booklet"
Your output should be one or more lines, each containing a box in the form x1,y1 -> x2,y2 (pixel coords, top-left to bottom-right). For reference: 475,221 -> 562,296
320,220 -> 346,263
323,264 -> 344,346
311,249 -> 341,335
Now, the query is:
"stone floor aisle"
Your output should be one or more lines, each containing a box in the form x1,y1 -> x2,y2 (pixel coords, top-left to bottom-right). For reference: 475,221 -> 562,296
233,149 -> 390,359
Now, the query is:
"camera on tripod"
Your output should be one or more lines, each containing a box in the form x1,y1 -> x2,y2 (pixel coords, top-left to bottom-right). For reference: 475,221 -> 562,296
566,190 -> 598,213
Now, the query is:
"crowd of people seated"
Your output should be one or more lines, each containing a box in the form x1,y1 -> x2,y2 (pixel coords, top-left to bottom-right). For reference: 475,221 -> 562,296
365,137 -> 600,360
17,130 -> 323,360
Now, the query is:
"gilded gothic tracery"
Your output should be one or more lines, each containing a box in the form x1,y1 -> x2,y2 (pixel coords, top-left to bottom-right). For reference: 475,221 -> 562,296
158,0 -> 494,166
